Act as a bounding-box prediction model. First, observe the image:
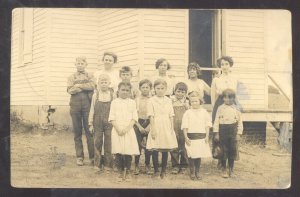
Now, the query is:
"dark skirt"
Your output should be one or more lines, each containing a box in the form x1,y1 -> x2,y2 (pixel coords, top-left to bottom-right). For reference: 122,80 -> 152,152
219,123 -> 239,161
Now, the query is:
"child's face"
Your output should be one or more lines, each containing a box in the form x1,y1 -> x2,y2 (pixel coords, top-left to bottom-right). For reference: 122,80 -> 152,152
118,85 -> 131,99
103,55 -> 114,70
120,72 -> 132,82
158,61 -> 168,73
190,97 -> 201,109
140,83 -> 151,96
154,84 -> 167,97
75,60 -> 87,72
188,67 -> 198,79
98,79 -> 110,91
220,59 -> 231,74
223,94 -> 235,105
174,89 -> 186,100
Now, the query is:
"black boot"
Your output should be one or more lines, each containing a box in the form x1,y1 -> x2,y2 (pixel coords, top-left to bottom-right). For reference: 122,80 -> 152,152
188,158 -> 195,180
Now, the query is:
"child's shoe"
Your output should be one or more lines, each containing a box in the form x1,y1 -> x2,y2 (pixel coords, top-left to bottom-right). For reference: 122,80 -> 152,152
145,165 -> 152,175
195,172 -> 202,180
222,169 -> 229,178
171,167 -> 179,174
160,171 -> 166,179
189,173 -> 195,180
152,171 -> 160,179
76,158 -> 84,166
134,165 -> 140,175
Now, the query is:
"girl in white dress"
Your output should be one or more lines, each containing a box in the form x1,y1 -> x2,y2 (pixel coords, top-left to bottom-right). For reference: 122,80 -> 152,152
146,79 -> 178,179
181,92 -> 212,180
109,81 -> 139,181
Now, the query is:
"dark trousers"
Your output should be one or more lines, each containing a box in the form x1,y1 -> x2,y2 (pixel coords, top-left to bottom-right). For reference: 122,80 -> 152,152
70,110 -> 94,159
94,129 -> 112,168
219,123 -> 238,171
152,151 -> 168,173
134,119 -> 151,166
115,154 -> 132,170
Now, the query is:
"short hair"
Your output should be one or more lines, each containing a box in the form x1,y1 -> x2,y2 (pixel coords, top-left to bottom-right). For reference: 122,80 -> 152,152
75,56 -> 87,64
102,52 -> 118,63
187,62 -> 202,78
139,79 -> 152,89
118,81 -> 132,90
153,79 -> 167,88
155,58 -> 171,70
119,66 -> 132,76
188,91 -> 205,105
221,88 -> 236,99
217,56 -> 234,67
97,74 -> 110,83
174,82 -> 188,92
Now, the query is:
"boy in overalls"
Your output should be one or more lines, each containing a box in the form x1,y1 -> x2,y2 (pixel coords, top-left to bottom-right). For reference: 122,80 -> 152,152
67,56 -> 95,166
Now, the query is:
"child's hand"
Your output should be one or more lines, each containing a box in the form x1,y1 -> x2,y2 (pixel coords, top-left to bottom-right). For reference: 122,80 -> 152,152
205,137 -> 209,144
89,125 -> 94,134
185,137 -> 191,146
138,126 -> 145,134
151,131 -> 156,140
144,126 -> 150,134
214,133 -> 220,142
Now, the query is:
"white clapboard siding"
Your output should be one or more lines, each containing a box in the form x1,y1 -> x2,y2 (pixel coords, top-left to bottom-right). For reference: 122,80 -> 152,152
11,8 -> 48,105
142,9 -> 188,81
97,9 -> 140,87
48,9 -> 100,105
222,10 -> 267,110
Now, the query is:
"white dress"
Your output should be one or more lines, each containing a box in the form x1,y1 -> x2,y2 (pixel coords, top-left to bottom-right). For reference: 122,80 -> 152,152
108,98 -> 140,155
146,96 -> 178,151
181,108 -> 212,158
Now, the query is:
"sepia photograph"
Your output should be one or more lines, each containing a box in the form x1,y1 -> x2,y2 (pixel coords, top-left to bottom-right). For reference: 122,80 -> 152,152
10,8 -> 292,188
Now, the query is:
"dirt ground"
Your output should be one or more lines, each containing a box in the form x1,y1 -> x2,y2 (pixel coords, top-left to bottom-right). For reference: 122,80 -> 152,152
10,123 -> 291,189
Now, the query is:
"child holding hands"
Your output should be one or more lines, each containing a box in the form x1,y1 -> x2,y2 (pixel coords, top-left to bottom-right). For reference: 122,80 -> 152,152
109,81 -> 140,181
133,79 -> 153,175
146,79 -> 178,179
181,91 -> 212,180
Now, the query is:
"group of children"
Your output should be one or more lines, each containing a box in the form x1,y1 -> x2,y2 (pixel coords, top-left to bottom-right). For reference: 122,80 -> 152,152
67,52 -> 243,181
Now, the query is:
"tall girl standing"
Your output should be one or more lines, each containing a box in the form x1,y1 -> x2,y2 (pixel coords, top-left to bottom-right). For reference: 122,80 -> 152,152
146,79 -> 178,179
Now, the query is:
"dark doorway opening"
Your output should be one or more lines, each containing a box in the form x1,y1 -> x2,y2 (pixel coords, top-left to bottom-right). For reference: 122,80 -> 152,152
189,10 -> 215,104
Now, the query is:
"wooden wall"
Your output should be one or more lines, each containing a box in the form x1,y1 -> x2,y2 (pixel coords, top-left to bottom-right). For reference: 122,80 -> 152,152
222,10 -> 267,110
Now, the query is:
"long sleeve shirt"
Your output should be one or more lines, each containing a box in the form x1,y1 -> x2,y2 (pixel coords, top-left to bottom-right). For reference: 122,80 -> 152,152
213,104 -> 243,134
67,71 -> 95,95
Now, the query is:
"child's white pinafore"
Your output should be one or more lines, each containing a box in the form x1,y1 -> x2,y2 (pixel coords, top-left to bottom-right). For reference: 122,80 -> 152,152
146,96 -> 178,151
109,98 -> 140,155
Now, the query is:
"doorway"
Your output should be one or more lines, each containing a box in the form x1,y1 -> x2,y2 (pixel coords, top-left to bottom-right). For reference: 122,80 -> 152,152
189,10 -> 220,104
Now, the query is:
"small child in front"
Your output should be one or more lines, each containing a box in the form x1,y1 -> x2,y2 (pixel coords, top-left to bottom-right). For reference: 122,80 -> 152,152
133,79 -> 153,175
146,79 -> 178,179
170,82 -> 189,174
213,89 -> 243,178
88,74 -> 114,172
109,81 -> 140,181
181,91 -> 212,180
